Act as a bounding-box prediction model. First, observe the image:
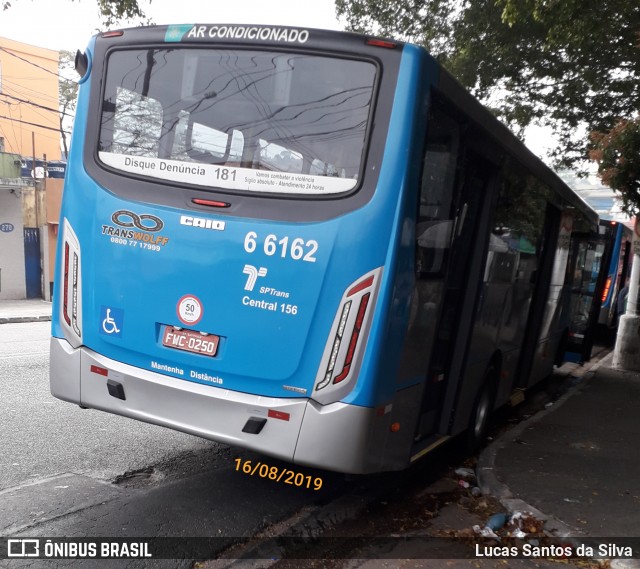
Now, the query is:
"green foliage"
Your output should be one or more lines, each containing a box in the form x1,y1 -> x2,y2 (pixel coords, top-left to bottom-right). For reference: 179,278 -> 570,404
96,0 -> 148,26
59,50 -> 78,158
590,120 -> 640,216
335,0 -> 640,171
2,0 -> 148,25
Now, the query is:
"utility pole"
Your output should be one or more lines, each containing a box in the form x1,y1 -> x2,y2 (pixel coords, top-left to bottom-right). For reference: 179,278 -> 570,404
32,131 -> 39,228
612,216 -> 640,370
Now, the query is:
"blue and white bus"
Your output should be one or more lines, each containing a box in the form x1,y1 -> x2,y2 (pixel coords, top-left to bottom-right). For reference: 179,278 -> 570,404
564,219 -> 633,362
599,220 -> 632,328
50,24 -> 597,474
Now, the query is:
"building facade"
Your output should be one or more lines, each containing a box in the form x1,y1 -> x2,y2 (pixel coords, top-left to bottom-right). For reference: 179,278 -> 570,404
0,37 -> 61,160
0,36 -> 61,300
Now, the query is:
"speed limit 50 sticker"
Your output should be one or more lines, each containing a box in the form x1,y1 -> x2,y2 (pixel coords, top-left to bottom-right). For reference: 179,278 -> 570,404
177,294 -> 204,326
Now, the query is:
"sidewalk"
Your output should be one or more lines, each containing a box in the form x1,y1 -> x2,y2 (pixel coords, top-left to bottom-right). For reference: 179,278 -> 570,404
207,354 -> 640,568
0,298 -> 52,324
479,356 -> 640,538
348,355 -> 640,567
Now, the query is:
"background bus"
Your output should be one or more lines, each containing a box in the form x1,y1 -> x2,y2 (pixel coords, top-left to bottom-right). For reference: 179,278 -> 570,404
564,219 -> 633,362
598,220 -> 633,330
50,24 -> 598,474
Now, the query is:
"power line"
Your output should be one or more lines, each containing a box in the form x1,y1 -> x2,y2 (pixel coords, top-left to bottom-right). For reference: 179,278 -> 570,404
1,76 -> 63,106
0,46 -> 75,83
0,114 -> 71,135
0,93 -> 75,119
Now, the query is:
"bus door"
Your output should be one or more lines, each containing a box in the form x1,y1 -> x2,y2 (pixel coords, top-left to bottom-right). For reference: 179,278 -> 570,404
564,230 -> 611,362
405,104 -> 499,440
511,204 -> 562,388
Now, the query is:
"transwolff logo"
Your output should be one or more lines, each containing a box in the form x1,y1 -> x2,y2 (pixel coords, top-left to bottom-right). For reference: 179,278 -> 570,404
112,210 -> 163,232
102,209 -> 170,246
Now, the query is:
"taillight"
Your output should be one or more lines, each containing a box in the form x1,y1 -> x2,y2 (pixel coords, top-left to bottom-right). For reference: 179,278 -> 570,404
602,276 -> 612,303
60,219 -> 83,344
191,198 -> 231,208
314,268 -> 382,404
62,242 -> 71,327
101,30 -> 124,38
333,293 -> 370,383
366,38 -> 397,49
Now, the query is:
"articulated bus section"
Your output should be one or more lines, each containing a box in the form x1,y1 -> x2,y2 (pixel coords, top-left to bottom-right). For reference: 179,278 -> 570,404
51,24 -> 598,474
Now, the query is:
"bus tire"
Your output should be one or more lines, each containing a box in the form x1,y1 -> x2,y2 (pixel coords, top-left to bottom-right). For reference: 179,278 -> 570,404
466,369 -> 496,453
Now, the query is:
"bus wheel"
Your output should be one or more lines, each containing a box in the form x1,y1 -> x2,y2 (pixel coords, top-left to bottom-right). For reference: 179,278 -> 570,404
466,370 -> 495,453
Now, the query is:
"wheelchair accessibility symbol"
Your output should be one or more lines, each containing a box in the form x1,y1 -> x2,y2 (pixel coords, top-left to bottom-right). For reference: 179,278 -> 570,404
99,306 -> 124,338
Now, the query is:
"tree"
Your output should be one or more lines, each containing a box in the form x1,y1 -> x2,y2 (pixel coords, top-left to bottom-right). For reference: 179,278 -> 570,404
337,0 -> 640,370
590,120 -> 640,216
335,0 -> 640,170
58,51 -> 78,159
2,0 -> 148,25
95,0 -> 147,26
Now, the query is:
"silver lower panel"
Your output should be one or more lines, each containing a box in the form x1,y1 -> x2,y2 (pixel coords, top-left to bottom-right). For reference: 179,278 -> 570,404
50,337 -> 393,473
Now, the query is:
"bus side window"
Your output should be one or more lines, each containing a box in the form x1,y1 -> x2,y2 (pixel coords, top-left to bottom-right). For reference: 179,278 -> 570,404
491,166 -> 548,286
416,109 -> 460,276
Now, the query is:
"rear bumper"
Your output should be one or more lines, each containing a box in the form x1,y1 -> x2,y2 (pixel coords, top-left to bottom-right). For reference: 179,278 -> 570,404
50,337 -> 384,473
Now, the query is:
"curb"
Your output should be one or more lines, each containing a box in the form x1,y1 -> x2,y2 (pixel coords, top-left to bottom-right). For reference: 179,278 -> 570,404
0,315 -> 51,324
477,353 -> 611,536
202,492 -> 378,568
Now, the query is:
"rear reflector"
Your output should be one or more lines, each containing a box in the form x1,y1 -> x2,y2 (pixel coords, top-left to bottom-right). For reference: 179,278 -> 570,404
90,365 -> 108,377
347,275 -> 374,297
601,276 -> 612,302
268,409 -> 290,421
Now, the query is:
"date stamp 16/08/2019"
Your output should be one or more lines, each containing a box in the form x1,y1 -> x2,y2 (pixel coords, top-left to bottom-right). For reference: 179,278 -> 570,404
234,458 -> 323,491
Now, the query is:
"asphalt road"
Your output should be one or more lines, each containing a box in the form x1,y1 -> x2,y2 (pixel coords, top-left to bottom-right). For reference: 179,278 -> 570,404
0,321 -> 215,491
0,321 -> 350,568
0,329 -> 620,569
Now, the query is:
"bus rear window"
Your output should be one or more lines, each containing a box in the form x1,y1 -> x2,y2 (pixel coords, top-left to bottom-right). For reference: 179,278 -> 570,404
98,48 -> 377,195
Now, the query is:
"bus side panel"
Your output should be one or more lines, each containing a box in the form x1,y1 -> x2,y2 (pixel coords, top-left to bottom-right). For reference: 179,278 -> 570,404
448,168 -> 568,434
296,46 -> 437,473
333,44 -> 430,409
51,40 -> 95,345
374,49 -> 443,470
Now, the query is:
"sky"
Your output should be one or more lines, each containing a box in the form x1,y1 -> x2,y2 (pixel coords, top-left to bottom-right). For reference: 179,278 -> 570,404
0,0 -> 343,52
0,0 -> 563,162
